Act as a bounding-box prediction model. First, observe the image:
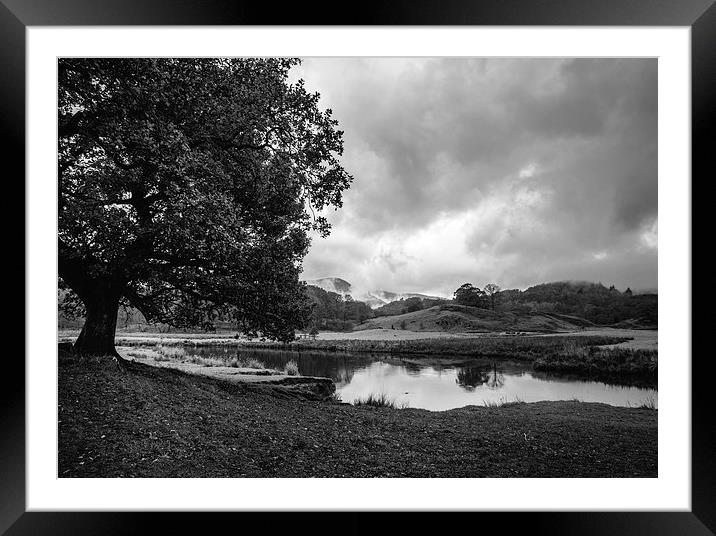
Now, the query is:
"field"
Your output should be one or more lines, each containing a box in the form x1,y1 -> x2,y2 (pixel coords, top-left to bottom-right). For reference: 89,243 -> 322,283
58,352 -> 657,478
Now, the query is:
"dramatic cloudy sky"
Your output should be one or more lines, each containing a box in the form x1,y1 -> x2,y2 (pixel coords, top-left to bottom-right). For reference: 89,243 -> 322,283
291,58 -> 657,297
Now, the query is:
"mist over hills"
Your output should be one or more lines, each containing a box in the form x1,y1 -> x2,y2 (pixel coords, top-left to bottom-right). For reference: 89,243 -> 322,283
304,277 -> 656,304
304,277 -> 443,308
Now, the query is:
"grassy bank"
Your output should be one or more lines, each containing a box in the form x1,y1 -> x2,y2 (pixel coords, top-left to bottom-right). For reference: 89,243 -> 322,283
59,331 -> 632,356
243,334 -> 632,357
534,343 -> 657,383
61,331 -> 657,385
263,335 -> 658,383
59,354 -> 657,478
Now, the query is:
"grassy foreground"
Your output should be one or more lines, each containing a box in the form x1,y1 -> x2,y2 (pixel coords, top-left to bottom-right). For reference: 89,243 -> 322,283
59,354 -> 657,478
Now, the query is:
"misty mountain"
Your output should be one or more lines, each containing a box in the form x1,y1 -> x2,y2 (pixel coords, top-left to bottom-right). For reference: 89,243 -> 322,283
303,277 -> 443,309
303,277 -> 353,296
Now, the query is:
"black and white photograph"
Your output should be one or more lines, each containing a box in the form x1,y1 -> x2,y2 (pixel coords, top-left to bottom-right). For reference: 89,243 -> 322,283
56,56 -> 660,479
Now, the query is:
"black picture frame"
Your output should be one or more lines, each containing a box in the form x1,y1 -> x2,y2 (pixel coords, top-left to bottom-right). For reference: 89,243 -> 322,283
4,0 -> 712,533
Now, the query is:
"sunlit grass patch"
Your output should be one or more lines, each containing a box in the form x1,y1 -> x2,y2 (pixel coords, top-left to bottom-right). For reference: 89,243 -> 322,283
155,345 -> 185,359
124,348 -> 160,360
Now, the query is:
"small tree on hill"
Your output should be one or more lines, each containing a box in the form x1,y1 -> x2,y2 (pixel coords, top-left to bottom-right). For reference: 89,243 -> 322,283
483,283 -> 501,311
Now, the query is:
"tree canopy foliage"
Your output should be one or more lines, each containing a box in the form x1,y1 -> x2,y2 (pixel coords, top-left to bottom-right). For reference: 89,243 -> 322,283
59,58 -> 352,353
453,283 -> 487,308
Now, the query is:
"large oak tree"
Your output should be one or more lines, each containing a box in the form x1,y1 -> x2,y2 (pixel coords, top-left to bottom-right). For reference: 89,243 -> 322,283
59,58 -> 352,356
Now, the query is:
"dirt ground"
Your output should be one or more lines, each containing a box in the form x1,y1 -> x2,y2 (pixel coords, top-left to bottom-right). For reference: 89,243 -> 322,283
58,356 -> 657,478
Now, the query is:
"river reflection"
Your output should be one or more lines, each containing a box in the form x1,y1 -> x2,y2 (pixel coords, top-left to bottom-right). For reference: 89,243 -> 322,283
456,363 -> 505,391
171,345 -> 658,411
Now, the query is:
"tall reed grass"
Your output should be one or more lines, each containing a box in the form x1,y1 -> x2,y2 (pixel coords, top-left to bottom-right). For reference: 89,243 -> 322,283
353,392 -> 408,409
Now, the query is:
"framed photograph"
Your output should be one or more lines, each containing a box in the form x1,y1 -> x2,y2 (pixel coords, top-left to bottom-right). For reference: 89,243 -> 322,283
7,0 -> 712,533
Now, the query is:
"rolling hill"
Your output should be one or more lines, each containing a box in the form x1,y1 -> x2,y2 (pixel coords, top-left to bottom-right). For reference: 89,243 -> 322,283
355,303 -> 596,334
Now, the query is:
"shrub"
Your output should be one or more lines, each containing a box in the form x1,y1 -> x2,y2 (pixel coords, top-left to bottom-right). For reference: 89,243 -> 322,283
284,360 -> 300,376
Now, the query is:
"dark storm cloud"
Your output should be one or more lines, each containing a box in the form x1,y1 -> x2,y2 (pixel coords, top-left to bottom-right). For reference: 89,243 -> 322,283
293,58 -> 657,293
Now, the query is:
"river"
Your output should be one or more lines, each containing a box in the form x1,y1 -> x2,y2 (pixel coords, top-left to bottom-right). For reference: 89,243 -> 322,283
175,345 -> 657,411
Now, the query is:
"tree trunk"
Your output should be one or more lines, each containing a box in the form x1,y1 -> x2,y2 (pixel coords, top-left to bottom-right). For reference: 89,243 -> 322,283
73,286 -> 122,357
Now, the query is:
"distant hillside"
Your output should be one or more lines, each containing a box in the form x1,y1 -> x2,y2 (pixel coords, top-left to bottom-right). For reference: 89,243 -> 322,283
357,304 -> 594,334
354,280 -> 657,334
497,281 -> 657,327
373,296 -> 449,317
60,277 -> 656,334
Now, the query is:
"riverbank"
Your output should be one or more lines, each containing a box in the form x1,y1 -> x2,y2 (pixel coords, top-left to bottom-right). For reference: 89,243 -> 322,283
58,328 -> 657,350
59,329 -> 658,384
58,329 -> 633,355
59,353 -> 657,478
121,347 -> 336,400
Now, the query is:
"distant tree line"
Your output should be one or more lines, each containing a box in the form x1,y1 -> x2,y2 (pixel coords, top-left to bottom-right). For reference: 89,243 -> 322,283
453,281 -> 657,326
453,283 -> 501,310
304,285 -> 374,331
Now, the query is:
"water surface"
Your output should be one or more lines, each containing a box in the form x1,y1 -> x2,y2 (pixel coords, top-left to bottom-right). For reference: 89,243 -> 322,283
169,345 -> 657,411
